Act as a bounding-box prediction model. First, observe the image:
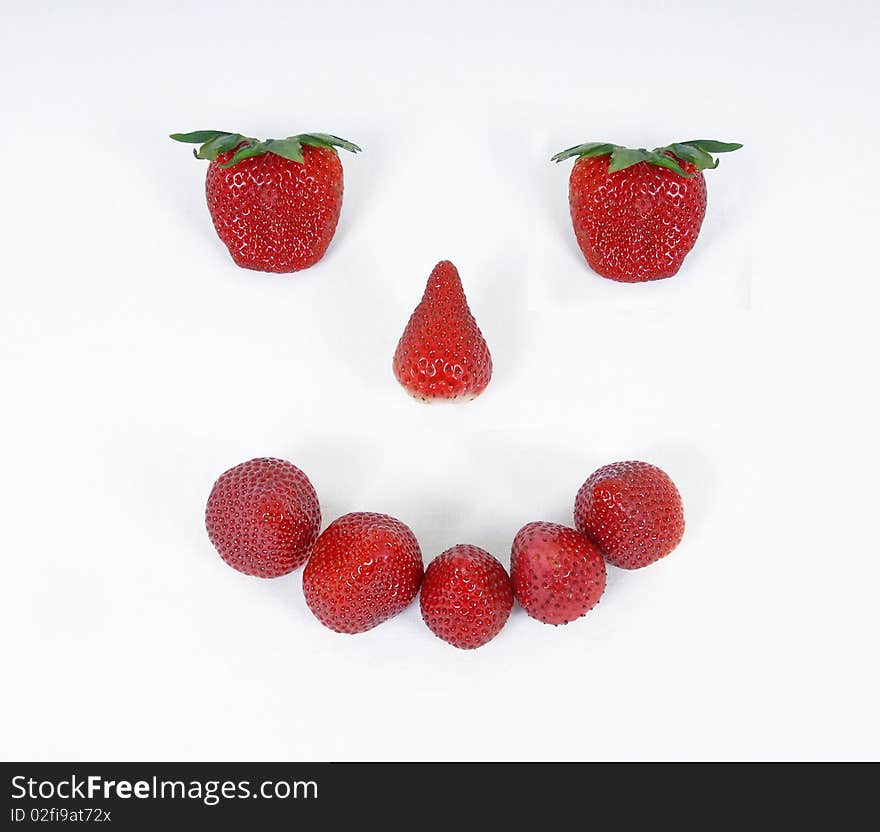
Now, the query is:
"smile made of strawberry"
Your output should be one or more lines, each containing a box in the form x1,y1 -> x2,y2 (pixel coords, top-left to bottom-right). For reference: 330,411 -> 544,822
205,455 -> 686,648
170,130 -> 361,274
552,139 -> 742,282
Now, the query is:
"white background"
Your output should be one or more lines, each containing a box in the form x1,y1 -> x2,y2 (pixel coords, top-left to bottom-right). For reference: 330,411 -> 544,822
2,0 -> 878,762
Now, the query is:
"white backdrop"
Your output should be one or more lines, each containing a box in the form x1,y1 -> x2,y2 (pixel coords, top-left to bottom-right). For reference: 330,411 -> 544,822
2,0 -> 878,761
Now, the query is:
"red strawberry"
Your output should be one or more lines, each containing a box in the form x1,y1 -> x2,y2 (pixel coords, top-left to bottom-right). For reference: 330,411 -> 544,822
420,545 -> 514,649
393,260 -> 492,401
574,461 -> 685,569
302,512 -> 423,634
510,522 -> 606,625
171,130 -> 360,273
552,140 -> 742,282
205,457 -> 321,578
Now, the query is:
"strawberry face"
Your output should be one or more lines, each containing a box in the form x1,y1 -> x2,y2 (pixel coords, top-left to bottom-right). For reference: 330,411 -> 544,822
553,140 -> 741,282
393,260 -> 492,401
574,461 -> 685,569
302,512 -> 423,634
171,131 -> 360,273
510,522 -> 606,625
420,545 -> 514,649
205,458 -> 321,578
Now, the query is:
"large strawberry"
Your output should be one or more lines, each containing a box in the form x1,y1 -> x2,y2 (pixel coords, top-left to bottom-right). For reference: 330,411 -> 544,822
552,139 -> 741,282
205,457 -> 321,578
420,545 -> 514,649
510,522 -> 606,625
302,512 -> 423,634
170,130 -> 360,273
574,461 -> 685,569
393,260 -> 492,401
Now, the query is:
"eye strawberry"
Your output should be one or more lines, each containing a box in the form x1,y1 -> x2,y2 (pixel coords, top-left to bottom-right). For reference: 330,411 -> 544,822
420,545 -> 514,649
574,461 -> 685,569
392,260 -> 492,401
171,130 -> 360,273
302,512 -> 423,634
510,522 -> 606,625
552,140 -> 741,282
205,458 -> 321,578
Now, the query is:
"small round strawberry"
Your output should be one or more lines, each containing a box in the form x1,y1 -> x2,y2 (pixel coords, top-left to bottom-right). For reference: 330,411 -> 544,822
393,260 -> 492,401
303,512 -> 423,634
205,457 -> 321,578
574,461 -> 685,569
552,140 -> 742,282
510,522 -> 606,625
420,545 -> 514,649
171,130 -> 360,273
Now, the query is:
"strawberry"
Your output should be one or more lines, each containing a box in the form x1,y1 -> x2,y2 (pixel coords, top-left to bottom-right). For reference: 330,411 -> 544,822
170,130 -> 360,273
205,457 -> 321,578
510,522 -> 606,625
574,461 -> 685,569
392,260 -> 492,401
302,512 -> 423,634
552,140 -> 742,282
420,545 -> 514,649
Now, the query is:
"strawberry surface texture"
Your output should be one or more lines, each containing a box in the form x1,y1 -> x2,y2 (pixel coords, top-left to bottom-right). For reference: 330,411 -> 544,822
569,155 -> 706,281
420,545 -> 514,649
303,512 -> 423,634
205,457 -> 321,578
206,145 -> 343,273
393,260 -> 492,401
511,522 -> 607,625
574,461 -> 685,569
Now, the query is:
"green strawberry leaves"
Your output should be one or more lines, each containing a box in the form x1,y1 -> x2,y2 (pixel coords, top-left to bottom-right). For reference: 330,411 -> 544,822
195,132 -> 249,160
607,147 -> 691,176
680,139 -> 743,153
665,142 -> 716,170
552,139 -> 742,177
222,141 -> 268,167
299,134 -> 362,154
170,130 -> 362,167
169,130 -> 231,144
550,142 -> 618,163
264,138 -> 305,164
552,144 -> 691,176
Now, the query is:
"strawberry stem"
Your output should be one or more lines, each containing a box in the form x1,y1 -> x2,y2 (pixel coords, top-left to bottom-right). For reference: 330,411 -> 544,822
551,139 -> 742,177
170,131 -> 362,167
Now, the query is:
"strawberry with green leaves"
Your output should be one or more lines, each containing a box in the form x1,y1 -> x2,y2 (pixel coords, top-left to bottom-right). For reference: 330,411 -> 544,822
171,130 -> 360,273
552,139 -> 742,282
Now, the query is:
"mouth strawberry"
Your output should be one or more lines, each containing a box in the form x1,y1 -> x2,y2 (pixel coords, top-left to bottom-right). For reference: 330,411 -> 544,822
205,458 -> 321,578
552,139 -> 741,282
510,522 -> 607,625
171,130 -> 360,273
574,461 -> 685,569
420,545 -> 514,649
302,512 -> 423,634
